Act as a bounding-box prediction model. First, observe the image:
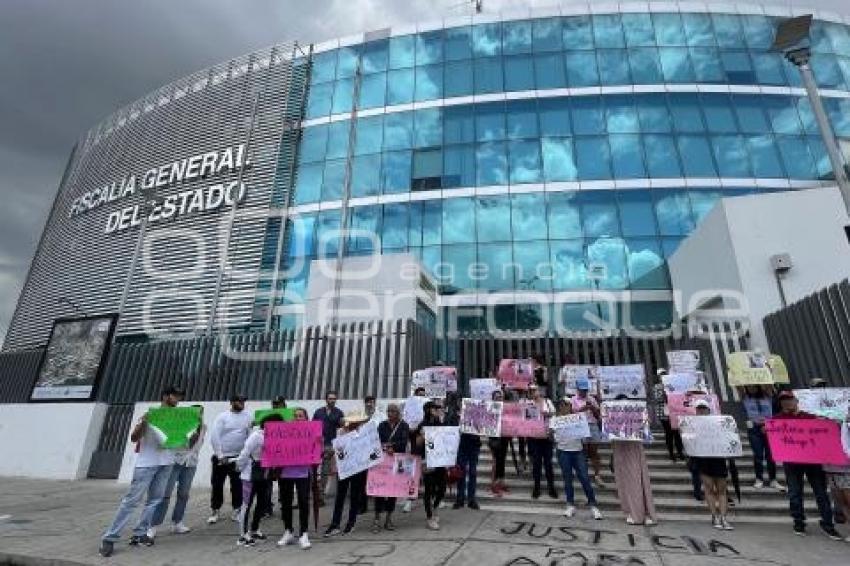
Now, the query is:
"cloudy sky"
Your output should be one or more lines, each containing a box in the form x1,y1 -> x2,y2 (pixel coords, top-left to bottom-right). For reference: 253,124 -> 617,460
0,0 -> 844,345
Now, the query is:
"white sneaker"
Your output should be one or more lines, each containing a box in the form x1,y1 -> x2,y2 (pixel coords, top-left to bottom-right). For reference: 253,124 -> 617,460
278,530 -> 295,547
644,518 -> 657,526
591,507 -> 603,520
563,505 -> 576,518
720,517 -> 734,531
172,522 -> 191,534
207,511 -> 219,524
769,480 -> 786,493
230,509 -> 241,522
146,527 -> 156,539
402,500 -> 412,513
753,479 -> 764,489
298,532 -> 311,550
426,518 -> 440,530
626,516 -> 635,525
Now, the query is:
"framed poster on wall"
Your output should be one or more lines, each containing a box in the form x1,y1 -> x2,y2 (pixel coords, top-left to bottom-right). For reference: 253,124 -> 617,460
29,314 -> 118,401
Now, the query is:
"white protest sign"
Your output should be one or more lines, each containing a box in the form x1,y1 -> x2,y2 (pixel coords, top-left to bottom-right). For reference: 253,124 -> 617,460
794,388 -> 850,421
411,368 -> 449,398
559,365 -> 600,396
469,378 -> 499,401
662,371 -> 709,393
550,413 -> 591,442
332,420 -> 384,480
598,365 -> 646,399
424,426 -> 460,468
679,415 -> 743,458
402,396 -> 428,428
667,350 -> 700,371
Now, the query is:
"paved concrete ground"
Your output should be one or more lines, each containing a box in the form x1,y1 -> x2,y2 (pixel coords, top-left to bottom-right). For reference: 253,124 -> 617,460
0,478 -> 848,566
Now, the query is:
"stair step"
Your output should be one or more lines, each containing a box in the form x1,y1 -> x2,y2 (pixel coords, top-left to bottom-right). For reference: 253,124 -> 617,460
474,478 -> 788,498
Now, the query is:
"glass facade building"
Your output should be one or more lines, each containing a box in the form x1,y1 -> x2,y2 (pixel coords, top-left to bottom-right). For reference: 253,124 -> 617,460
264,5 -> 850,334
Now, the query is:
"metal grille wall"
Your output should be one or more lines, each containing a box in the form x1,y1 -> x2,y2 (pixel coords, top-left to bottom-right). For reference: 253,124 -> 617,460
764,278 -> 850,387
4,42 -> 309,351
0,348 -> 44,403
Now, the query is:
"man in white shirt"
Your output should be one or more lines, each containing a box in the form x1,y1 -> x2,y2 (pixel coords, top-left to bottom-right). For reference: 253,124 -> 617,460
99,386 -> 183,557
208,393 -> 252,524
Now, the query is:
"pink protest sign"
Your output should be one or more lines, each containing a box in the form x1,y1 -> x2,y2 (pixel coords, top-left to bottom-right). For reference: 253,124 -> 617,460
366,453 -> 421,498
261,421 -> 323,468
500,402 -> 548,438
498,358 -> 534,390
667,392 -> 720,429
765,418 -> 850,466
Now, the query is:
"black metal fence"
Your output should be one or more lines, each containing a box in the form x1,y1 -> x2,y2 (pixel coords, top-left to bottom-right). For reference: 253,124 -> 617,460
764,278 -> 850,387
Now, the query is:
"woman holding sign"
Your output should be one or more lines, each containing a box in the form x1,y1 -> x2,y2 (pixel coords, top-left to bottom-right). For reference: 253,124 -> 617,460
413,401 -> 449,530
488,389 -> 510,497
528,384 -> 558,500
277,408 -> 312,550
373,404 -> 410,533
235,414 -> 283,546
611,396 -> 657,526
690,401 -> 734,531
552,400 -> 602,520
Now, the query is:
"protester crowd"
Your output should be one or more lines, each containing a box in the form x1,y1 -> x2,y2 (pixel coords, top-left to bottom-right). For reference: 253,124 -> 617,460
98,355 -> 850,557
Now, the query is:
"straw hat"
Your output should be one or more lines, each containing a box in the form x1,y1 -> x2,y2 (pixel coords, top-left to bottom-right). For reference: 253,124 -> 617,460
343,411 -> 370,426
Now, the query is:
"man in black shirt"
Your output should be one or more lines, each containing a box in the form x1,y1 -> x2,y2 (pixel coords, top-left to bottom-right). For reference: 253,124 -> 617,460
312,390 -> 344,506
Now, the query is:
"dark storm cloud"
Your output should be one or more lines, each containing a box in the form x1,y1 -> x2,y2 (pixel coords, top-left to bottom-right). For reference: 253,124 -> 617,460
0,0 -> 846,343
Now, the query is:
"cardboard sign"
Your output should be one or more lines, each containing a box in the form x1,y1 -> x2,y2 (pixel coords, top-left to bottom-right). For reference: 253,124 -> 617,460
402,396 -> 428,428
598,365 -> 646,399
550,413 -> 591,442
667,392 -> 721,428
500,401 -> 548,438
470,378 -> 499,401
424,426 -> 461,468
765,418 -> 850,466
366,454 -> 421,498
600,401 -> 651,442
667,350 -> 700,371
727,352 -> 790,386
261,420 -> 323,468
662,371 -> 709,394
332,420 -> 384,480
411,367 -> 457,398
559,365 -> 600,396
460,398 -> 503,436
679,415 -> 743,457
146,406 -> 202,449
254,408 -> 295,424
498,358 -> 534,390
794,388 -> 850,421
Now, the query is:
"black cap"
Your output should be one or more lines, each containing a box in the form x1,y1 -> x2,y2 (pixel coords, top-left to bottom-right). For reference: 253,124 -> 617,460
230,393 -> 247,402
161,385 -> 185,397
271,395 -> 286,405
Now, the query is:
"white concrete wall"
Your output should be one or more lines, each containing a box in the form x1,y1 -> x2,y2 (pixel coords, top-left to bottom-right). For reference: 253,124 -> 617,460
0,403 -> 106,480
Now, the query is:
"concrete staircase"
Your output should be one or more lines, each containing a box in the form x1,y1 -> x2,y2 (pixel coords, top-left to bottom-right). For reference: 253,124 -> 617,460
470,432 -> 812,524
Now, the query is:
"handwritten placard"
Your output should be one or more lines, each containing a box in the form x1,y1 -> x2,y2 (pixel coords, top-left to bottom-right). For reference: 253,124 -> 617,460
662,371 -> 708,394
727,352 -> 790,386
424,426 -> 460,468
765,418 -> 850,466
332,420 -> 384,480
261,420 -> 323,467
146,406 -> 202,449
411,367 -> 457,398
679,415 -> 743,457
500,401 -> 548,438
597,365 -> 646,399
667,392 -> 720,429
498,358 -> 534,390
402,396 -> 428,428
550,413 -> 591,442
667,350 -> 701,371
366,454 -> 421,498
794,388 -> 850,421
460,398 -> 503,436
469,378 -> 499,401
559,365 -> 600,396
600,401 -> 651,442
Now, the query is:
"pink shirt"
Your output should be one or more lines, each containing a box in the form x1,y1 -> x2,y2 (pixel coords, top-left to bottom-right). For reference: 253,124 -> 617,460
571,395 -> 599,424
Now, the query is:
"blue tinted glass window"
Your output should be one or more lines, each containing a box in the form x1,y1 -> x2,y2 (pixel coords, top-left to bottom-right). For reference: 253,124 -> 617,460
776,136 -> 816,179
742,15 -> 775,49
782,58 -> 803,87
476,196 -> 512,242
478,243 -> 515,291
311,51 -> 337,84
440,244 -> 475,293
700,94 -> 737,133
336,46 -> 359,79
512,193 -> 547,241
358,72 -> 387,109
315,210 -> 340,258
629,48 -> 664,83
321,159 -> 346,200
414,108 -> 442,148
626,238 -> 668,289
563,16 -> 593,50
534,53 -> 568,88
597,49 -> 631,85
752,52 -> 787,85
541,137 -> 577,181
386,68 -> 414,105
689,47 -> 725,82
659,47 -> 695,82
676,135 -> 717,177
419,245 -> 441,280
513,241 -> 552,291
445,60 -> 473,97
711,14 -> 743,48
618,190 -> 657,236
635,94 -> 672,132
763,97 -> 803,135
606,95 -> 639,133
566,51 -> 599,86
547,192 -> 582,239
351,154 -> 381,197
362,40 -> 389,74
442,198 -> 476,243
609,134 -> 646,179
682,14 -> 716,47
808,137 -> 832,179
622,13 -> 655,47
416,31 -> 443,65
422,201 -> 441,245
504,55 -> 536,91
732,95 -> 770,133
795,98 -> 818,135
299,125 -> 328,163
381,203 -> 409,250
354,116 -> 383,155
474,57 -> 504,94
593,14 -> 625,48
643,135 -> 682,177
508,140 -> 542,183
653,13 -> 687,46
506,100 -> 539,139
711,135 -> 751,177
294,163 -> 323,204
824,22 -> 850,54
475,103 -> 506,141
669,94 -> 705,132
747,135 -> 785,177
306,82 -> 333,119
443,144 -> 476,188
348,205 -> 380,254
473,22 -> 501,56
503,20 -> 533,54
533,18 -> 563,52
411,148 -> 442,190
389,35 -> 415,69
826,98 -> 850,137
383,112 -> 413,151
326,121 -> 350,159
444,106 -> 475,145
812,54 -> 846,89
408,202 -> 423,247
689,190 -> 721,224
571,97 -> 605,135
331,78 -> 354,114
415,64 -> 443,102
721,51 -> 755,84
630,301 -> 673,326
654,189 -> 694,235
550,238 -> 587,290
586,237 -> 628,289
476,141 -> 508,186
286,214 -> 316,258
445,26 -> 472,61
575,137 -> 611,181
539,98 -> 571,136
381,150 -> 412,193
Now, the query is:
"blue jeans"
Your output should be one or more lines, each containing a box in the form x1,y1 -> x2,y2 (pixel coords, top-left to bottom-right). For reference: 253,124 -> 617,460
456,439 -> 480,504
103,465 -> 172,542
152,463 -> 197,526
748,426 -> 777,482
557,450 -> 597,505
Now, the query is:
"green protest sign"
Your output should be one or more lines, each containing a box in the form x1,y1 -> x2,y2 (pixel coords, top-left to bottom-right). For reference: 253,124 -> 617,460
147,406 -> 202,449
254,408 -> 295,424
